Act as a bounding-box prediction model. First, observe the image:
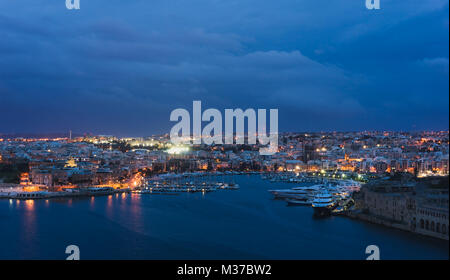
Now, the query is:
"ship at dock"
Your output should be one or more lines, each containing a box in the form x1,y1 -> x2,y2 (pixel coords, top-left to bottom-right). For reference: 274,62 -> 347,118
311,190 -> 337,217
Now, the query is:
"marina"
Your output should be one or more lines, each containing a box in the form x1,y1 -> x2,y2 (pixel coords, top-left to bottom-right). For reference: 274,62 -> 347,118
0,172 -> 245,199
266,172 -> 359,215
0,174 -> 447,260
0,171 -> 376,220
0,171 -> 260,200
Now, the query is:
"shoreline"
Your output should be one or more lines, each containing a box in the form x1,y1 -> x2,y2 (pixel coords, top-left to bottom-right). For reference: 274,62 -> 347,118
0,188 -> 131,200
342,210 -> 449,241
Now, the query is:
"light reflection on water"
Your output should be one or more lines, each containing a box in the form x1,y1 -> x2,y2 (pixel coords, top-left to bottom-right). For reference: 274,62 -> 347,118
106,195 -> 113,218
89,196 -> 95,210
0,175 -> 448,260
25,199 -> 34,211
21,200 -> 37,254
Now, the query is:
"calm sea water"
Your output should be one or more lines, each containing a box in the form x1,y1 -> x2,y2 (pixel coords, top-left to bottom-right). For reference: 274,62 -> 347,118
0,175 -> 448,260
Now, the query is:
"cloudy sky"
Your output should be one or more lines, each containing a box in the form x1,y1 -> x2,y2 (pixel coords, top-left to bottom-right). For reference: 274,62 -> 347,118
0,0 -> 448,136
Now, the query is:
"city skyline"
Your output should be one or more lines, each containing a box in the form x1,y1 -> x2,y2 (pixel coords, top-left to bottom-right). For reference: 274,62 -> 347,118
1,129 -> 449,140
1,0 -> 449,264
0,1 -> 449,136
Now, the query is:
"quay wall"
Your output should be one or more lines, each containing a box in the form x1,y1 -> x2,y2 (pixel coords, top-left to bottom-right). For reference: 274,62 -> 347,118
344,210 -> 449,241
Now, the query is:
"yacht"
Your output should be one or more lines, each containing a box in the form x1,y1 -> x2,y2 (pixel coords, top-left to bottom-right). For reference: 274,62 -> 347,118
311,190 -> 336,216
268,189 -> 310,199
285,197 -> 312,206
291,184 -> 323,192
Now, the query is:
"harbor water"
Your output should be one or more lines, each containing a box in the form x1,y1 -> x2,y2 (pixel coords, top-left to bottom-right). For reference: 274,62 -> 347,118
0,175 -> 448,260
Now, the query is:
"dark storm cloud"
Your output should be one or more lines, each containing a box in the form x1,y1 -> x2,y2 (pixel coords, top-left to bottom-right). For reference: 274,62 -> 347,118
0,0 -> 448,135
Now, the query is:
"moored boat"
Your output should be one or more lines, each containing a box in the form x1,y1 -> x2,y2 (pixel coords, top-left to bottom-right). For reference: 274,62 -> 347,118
285,198 -> 312,206
311,190 -> 336,216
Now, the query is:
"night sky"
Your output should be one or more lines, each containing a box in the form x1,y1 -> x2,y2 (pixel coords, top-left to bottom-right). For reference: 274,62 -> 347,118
0,0 -> 448,136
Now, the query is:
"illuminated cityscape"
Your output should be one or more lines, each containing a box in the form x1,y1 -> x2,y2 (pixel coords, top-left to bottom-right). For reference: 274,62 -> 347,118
0,131 -> 448,243
1,131 -> 448,189
0,0 -> 448,262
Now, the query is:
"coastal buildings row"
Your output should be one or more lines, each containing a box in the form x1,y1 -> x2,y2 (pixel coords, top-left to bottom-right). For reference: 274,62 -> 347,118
352,175 -> 449,240
1,131 -> 448,186
0,131 -> 448,241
